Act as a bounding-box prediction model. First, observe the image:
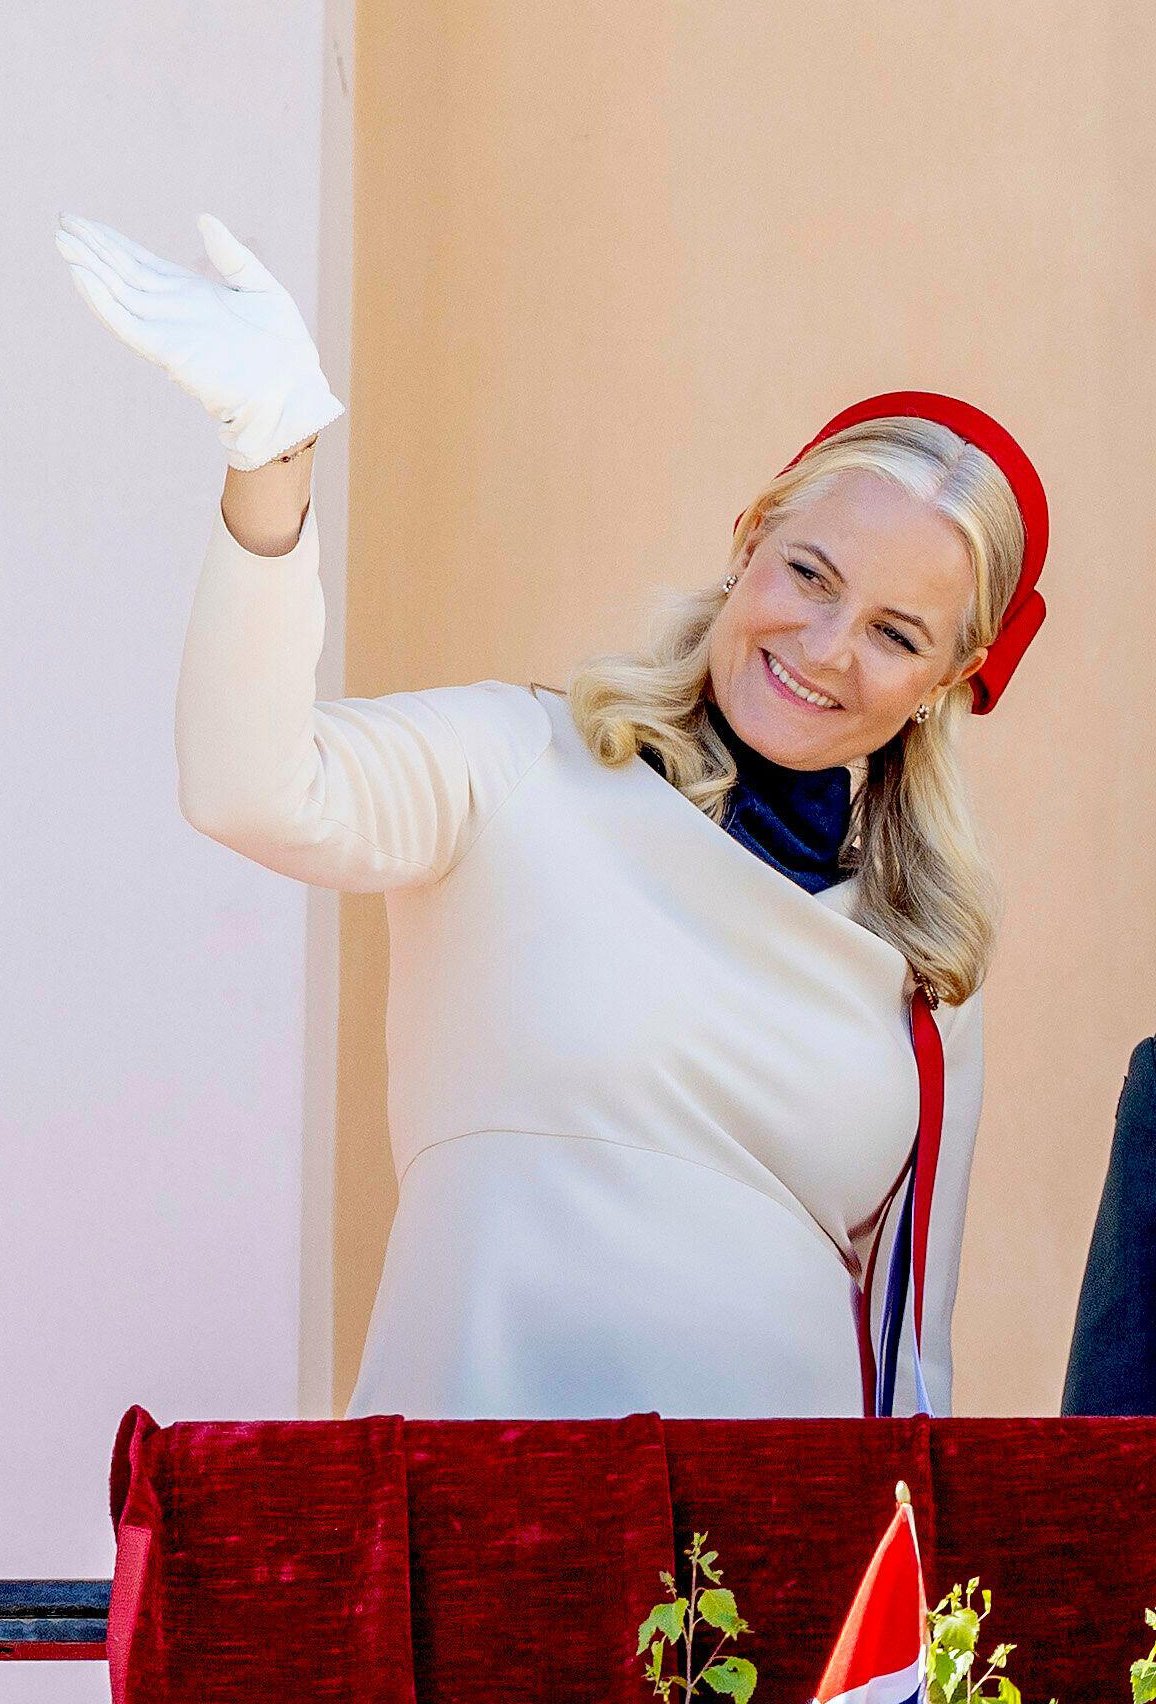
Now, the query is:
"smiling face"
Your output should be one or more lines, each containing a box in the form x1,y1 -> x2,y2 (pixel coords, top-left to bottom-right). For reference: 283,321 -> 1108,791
706,468 -> 990,770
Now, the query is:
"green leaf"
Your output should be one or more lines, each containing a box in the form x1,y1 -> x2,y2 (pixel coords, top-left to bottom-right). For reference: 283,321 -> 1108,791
934,1608 -> 981,1655
1132,1654 -> 1156,1703
1146,1608 -> 1156,1632
929,1645 -> 959,1694
700,1655 -> 758,1702
927,1646 -> 972,1703
637,1598 -> 688,1654
995,1678 -> 1021,1704
950,1650 -> 975,1699
697,1588 -> 744,1637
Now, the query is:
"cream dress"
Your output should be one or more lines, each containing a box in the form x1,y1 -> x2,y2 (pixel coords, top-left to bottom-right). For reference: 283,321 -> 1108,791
175,495 -> 985,1421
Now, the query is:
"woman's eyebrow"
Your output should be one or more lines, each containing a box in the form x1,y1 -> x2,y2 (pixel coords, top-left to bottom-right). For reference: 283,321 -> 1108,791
787,539 -> 935,644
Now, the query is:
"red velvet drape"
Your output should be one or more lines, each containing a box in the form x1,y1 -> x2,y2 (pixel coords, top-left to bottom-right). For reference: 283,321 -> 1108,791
107,1405 -> 1156,1703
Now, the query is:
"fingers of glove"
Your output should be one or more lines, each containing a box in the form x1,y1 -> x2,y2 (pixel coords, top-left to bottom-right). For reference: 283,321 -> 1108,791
56,221 -> 186,303
60,258 -> 174,368
197,213 -> 278,294
55,230 -> 177,324
58,213 -> 191,283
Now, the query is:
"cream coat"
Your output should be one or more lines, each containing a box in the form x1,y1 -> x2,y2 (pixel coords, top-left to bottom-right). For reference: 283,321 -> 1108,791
175,495 -> 985,1420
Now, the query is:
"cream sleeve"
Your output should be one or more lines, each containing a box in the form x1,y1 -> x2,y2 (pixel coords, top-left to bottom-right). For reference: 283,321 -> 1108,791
867,979 -> 986,1418
175,496 -> 552,891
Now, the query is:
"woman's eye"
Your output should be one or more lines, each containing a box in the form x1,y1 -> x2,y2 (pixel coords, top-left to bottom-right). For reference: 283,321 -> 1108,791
789,560 -> 821,585
789,561 -> 918,654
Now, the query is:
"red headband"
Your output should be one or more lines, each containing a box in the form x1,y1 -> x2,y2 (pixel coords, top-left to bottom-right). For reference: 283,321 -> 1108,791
731,390 -> 1049,715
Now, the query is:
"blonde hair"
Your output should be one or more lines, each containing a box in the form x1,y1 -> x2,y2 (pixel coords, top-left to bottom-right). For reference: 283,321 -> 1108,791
535,417 -> 1025,1007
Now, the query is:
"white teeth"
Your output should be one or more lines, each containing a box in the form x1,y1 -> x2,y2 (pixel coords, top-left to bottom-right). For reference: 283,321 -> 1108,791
765,652 -> 838,707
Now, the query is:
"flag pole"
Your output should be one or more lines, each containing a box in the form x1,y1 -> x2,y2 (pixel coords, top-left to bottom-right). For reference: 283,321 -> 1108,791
893,1480 -> 929,1656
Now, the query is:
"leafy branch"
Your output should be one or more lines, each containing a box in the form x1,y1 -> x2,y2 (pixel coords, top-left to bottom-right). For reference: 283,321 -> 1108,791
926,1576 -> 1055,1704
636,1531 -> 758,1702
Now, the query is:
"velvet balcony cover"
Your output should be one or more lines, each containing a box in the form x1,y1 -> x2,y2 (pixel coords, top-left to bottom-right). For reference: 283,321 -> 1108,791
107,1403 -> 1156,1704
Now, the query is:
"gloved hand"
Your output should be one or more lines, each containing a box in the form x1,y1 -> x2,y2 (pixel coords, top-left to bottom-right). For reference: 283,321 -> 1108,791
53,211 -> 345,471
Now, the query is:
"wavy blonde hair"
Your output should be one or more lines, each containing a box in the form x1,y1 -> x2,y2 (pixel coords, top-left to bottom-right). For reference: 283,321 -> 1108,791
533,418 -> 1026,1007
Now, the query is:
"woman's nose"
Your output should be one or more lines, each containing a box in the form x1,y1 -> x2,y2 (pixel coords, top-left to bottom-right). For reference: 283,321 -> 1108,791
797,617 -> 855,675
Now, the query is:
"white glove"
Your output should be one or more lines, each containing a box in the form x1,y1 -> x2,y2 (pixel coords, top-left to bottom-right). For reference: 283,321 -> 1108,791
53,211 -> 345,471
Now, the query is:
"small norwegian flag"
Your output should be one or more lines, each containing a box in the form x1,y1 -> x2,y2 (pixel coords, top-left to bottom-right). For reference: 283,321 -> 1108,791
811,1484 -> 929,1704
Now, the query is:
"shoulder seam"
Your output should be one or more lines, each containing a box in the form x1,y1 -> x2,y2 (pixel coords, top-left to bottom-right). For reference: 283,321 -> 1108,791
433,684 -> 555,886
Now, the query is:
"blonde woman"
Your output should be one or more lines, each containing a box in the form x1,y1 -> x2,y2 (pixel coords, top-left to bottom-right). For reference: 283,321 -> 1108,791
54,211 -> 1047,1422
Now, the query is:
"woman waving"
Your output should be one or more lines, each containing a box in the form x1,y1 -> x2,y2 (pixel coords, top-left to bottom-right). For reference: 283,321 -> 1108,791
54,211 -> 1046,1421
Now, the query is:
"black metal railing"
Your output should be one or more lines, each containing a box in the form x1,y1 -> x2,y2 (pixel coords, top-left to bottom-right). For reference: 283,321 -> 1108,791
0,1581 -> 111,1660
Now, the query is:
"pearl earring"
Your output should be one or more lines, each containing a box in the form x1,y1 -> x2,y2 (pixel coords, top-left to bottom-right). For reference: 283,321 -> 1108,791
912,702 -> 930,724
722,573 -> 738,593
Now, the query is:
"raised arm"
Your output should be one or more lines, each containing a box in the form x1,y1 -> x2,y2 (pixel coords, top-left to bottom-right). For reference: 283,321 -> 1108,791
50,210 -> 552,894
218,426 -> 317,557
175,477 -> 552,891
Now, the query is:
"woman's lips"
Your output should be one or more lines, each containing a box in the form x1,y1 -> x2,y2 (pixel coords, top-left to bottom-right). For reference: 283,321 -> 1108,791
761,649 -> 842,711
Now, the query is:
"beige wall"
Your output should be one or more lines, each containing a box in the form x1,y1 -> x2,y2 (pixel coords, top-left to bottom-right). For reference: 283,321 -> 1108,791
336,0 -> 1156,1417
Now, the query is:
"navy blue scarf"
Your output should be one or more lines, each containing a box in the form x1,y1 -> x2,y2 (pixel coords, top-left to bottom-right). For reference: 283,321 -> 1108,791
641,701 -> 853,895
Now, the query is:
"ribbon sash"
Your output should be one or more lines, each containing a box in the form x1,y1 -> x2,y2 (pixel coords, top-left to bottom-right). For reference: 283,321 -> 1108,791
858,983 -> 946,1418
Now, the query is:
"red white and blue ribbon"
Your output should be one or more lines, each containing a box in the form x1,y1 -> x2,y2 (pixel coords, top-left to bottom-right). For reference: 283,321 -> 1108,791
858,983 -> 945,1419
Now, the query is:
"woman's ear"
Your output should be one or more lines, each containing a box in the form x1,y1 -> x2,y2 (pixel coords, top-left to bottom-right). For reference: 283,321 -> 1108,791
952,645 -> 989,688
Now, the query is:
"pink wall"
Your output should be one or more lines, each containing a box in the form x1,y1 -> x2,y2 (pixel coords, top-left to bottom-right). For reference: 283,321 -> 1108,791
3,8 -> 350,1699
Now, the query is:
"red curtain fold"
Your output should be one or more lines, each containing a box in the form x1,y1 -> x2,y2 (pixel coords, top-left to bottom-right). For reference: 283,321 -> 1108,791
401,1411 -> 674,1703
109,1405 -> 676,1704
110,1405 -> 417,1703
108,1405 -> 1156,1704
